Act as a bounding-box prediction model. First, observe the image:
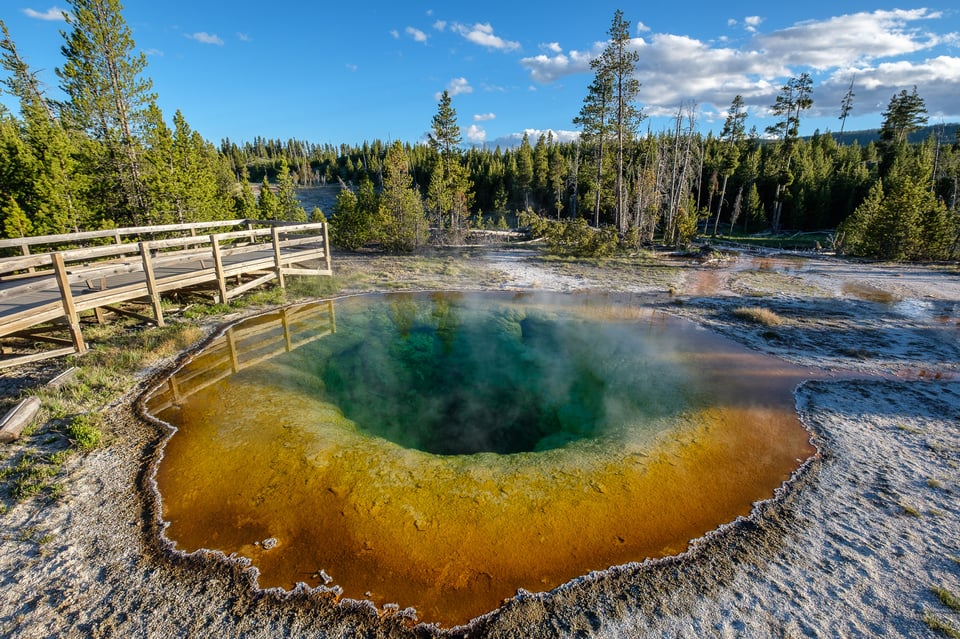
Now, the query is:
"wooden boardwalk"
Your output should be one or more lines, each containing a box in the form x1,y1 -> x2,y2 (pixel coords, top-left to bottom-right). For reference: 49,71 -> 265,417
0,219 -> 332,369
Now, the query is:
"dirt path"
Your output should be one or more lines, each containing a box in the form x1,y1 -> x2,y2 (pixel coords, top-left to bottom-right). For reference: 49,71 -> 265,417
1,247 -> 958,638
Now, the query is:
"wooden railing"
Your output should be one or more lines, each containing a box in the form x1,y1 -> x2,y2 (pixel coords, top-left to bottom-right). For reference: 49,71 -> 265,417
0,219 -> 333,369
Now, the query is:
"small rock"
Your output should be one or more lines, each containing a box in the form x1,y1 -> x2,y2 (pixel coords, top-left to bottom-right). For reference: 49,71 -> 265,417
261,537 -> 278,550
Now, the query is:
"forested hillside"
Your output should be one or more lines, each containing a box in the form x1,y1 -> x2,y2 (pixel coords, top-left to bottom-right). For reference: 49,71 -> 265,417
2,4 -> 958,261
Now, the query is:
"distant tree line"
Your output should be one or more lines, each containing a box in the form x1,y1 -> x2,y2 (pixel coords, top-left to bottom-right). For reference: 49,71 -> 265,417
222,79 -> 960,260
2,5 -> 958,261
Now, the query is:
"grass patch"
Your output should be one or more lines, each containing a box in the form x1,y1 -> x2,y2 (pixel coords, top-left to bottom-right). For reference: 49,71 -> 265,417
900,501 -> 922,517
65,414 -> 103,452
924,612 -> 960,638
933,587 -> 960,614
896,422 -> 923,435
732,306 -> 784,326
182,302 -> 231,320
710,231 -> 833,251
285,275 -> 343,299
3,453 -> 58,502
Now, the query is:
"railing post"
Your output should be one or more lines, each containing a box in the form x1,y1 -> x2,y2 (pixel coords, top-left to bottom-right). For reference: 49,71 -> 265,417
140,241 -> 165,327
51,252 -> 87,355
271,225 -> 285,290
20,242 -> 36,274
322,222 -> 332,274
210,234 -> 229,304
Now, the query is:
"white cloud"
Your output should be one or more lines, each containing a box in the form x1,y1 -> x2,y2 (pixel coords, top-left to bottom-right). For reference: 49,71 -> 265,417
143,48 -> 164,57
744,16 -> 763,33
406,26 -> 428,43
390,29 -> 400,39
452,22 -> 520,51
236,32 -> 251,42
435,77 -> 473,100
755,9 -> 950,70
636,21 -> 651,33
186,32 -> 224,46
541,42 -> 563,54
465,124 -> 486,143
474,113 -> 496,121
520,9 -> 960,123
818,56 -> 960,120
519,42 -> 605,83
345,63 -> 358,72
433,20 -> 447,32
22,6 -> 68,21
727,18 -> 738,27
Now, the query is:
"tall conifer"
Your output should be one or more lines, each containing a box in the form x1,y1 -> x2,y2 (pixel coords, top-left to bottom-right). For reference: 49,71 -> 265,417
57,0 -> 156,224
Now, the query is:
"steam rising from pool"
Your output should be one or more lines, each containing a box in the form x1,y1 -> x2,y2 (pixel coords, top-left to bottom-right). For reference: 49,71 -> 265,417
145,292 -> 814,627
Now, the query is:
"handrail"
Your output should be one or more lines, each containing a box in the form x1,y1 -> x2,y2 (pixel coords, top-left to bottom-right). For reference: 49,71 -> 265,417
0,220 -> 325,277
0,218 -> 312,251
1,219 -> 332,369
0,219 -> 248,250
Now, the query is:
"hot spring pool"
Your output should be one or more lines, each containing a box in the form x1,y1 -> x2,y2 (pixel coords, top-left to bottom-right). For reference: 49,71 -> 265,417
144,292 -> 815,626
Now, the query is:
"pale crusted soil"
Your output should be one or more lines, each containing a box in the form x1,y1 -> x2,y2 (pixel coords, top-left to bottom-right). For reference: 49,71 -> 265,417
1,246 -> 958,638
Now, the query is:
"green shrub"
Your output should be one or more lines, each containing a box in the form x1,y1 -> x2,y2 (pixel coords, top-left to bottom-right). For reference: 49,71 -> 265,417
66,414 -> 103,451
521,211 -> 618,258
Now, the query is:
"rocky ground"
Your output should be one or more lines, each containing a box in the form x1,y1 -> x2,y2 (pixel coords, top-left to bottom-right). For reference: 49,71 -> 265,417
0,245 -> 958,638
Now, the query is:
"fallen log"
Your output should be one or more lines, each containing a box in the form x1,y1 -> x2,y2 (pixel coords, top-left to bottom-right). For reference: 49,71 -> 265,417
0,396 -> 41,443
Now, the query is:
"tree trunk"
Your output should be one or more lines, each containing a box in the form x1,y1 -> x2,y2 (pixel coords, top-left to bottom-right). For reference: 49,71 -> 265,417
713,173 -> 729,235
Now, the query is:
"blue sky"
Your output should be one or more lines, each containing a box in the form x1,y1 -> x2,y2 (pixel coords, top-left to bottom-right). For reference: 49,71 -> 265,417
3,2 -> 960,148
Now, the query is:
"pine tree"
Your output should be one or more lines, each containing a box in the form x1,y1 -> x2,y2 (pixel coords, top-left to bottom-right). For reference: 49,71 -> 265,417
233,166 -> 258,218
426,91 -> 472,243
257,176 -> 279,220
329,187 -> 370,250
712,95 -> 746,234
878,86 -> 928,176
275,157 -> 307,222
379,140 -> 428,251
57,0 -> 156,225
428,90 -> 461,156
142,104 -> 177,224
839,75 -> 855,134
533,133 -> 549,205
574,60 -> 614,227
548,139 -> 567,218
766,73 -> 813,232
1,20 -> 88,234
1,194 -> 33,238
600,10 -> 643,231
515,133 -> 534,209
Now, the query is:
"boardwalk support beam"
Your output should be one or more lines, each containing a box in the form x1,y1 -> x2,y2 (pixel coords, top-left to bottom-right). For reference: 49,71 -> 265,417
51,252 -> 87,356
140,241 -> 165,327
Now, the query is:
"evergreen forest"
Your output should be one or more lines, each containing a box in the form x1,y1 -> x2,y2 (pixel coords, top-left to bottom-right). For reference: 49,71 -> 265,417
2,3 -> 959,262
